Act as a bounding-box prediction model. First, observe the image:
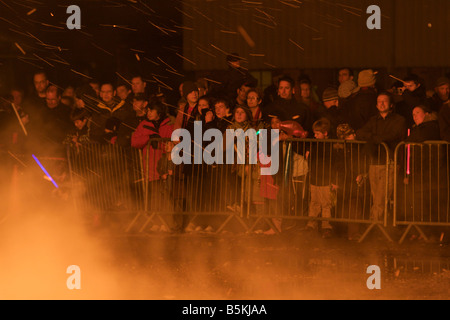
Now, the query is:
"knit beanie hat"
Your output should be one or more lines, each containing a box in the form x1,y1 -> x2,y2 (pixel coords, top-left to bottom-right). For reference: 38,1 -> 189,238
435,77 -> 450,88
338,80 -> 360,98
322,87 -> 339,102
358,69 -> 377,87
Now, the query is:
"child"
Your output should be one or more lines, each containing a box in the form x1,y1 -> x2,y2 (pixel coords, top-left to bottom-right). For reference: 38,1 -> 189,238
335,123 -> 367,241
305,117 -> 336,238
258,116 -> 284,235
157,141 -> 176,195
63,108 -> 90,150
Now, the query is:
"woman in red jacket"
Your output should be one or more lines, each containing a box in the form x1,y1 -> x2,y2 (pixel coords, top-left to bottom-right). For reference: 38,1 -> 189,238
132,100 -> 174,182
131,100 -> 175,232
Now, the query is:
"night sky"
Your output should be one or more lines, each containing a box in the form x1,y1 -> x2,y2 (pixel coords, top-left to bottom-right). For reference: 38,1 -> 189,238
0,0 -> 183,94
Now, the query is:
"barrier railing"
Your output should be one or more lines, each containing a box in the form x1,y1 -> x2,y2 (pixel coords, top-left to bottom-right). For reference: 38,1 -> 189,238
124,138 -> 252,233
64,138 -> 450,244
244,139 -> 392,242
114,138 -> 393,241
67,143 -> 145,226
393,141 -> 450,243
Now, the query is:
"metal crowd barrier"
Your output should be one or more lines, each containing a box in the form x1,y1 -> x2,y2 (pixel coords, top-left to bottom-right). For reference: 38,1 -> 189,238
393,141 -> 450,244
123,138 -> 253,233
67,143 -> 145,226
116,138 -> 393,241
244,139 -> 392,242
67,138 -> 435,243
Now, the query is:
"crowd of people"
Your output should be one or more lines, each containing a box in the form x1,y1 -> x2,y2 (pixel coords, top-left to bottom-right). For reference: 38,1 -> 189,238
1,53 -> 450,239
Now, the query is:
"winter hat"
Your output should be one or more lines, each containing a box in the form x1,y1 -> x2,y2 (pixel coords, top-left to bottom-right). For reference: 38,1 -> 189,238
181,81 -> 198,99
358,69 -> 377,87
322,87 -> 339,102
336,123 -> 356,140
435,77 -> 450,88
338,80 -> 360,98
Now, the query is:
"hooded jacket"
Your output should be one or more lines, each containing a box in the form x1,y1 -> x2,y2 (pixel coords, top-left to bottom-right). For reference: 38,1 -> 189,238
131,116 -> 174,181
90,97 -> 133,144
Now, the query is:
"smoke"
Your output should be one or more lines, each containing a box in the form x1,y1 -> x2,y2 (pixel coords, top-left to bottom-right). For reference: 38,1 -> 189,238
1,159 -> 445,301
0,159 -> 372,301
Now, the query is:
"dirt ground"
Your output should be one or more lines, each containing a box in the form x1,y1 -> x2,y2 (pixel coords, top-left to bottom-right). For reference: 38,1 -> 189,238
75,210 -> 449,301
0,167 -> 448,301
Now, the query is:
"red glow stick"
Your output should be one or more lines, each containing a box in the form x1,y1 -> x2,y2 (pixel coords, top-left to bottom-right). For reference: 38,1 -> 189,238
406,129 -> 410,175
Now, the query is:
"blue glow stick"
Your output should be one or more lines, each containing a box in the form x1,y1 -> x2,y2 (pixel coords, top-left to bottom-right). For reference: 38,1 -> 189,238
32,154 -> 59,188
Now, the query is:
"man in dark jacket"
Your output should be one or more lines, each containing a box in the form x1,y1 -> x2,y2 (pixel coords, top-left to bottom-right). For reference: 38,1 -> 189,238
319,87 -> 347,138
396,74 -> 429,128
346,69 -> 378,131
356,91 -> 407,222
266,75 -> 313,136
90,82 -> 132,144
41,85 -> 72,145
438,94 -> 450,142
428,77 -> 450,113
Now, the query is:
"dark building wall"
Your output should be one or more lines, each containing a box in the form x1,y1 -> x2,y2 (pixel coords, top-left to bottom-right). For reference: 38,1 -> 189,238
182,0 -> 449,71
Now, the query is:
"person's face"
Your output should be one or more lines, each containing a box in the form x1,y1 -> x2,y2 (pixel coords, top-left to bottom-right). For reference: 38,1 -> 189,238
186,90 -> 199,105
404,81 -> 419,92
75,97 -> 85,109
133,100 -> 148,116
314,130 -> 327,139
198,98 -> 209,113
324,100 -> 338,109
412,107 -> 427,126
436,83 -> 450,101
74,119 -> 87,130
214,102 -> 229,118
33,73 -> 49,95
271,117 -> 281,129
278,80 -> 294,100
45,90 -> 60,109
116,86 -> 130,100
131,77 -> 146,94
234,108 -> 248,123
376,94 -> 392,114
164,141 -> 174,153
100,84 -> 115,103
147,108 -> 160,121
300,83 -> 311,99
338,69 -> 352,84
11,90 -> 23,106
63,87 -> 75,98
237,85 -> 251,101
246,91 -> 260,108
